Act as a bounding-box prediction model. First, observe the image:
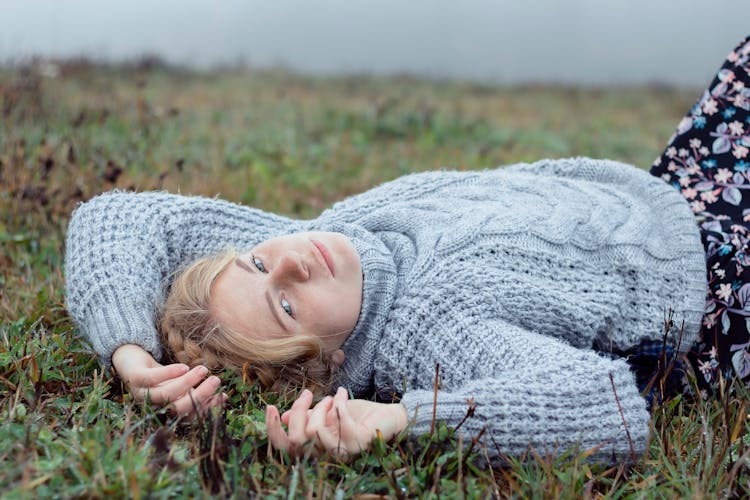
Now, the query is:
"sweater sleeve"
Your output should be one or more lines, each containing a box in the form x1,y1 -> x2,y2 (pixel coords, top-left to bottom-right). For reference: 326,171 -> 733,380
502,156 -> 656,187
64,191 -> 293,366
396,320 -> 650,462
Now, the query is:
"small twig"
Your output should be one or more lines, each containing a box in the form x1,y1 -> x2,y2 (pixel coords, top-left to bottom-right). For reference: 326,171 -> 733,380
461,426 -> 487,471
0,373 -> 17,391
657,309 -> 674,399
430,363 -> 440,436
488,433 -> 514,466
430,462 -> 442,497
453,398 -> 477,433
609,372 -> 637,464
371,439 -> 406,500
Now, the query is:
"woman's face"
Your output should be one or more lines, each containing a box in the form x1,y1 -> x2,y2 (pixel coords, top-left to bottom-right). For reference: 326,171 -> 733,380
211,231 -> 363,353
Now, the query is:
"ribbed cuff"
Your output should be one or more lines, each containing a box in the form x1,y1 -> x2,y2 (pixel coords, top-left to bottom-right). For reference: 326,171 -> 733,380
400,389 -> 475,437
80,289 -> 163,368
398,364 -> 650,462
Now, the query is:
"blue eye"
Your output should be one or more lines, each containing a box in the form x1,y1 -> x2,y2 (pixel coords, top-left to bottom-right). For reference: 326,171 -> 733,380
252,255 -> 267,273
280,297 -> 294,317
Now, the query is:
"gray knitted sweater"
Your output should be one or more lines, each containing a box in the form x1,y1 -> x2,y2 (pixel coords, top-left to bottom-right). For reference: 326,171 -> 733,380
65,157 -> 707,461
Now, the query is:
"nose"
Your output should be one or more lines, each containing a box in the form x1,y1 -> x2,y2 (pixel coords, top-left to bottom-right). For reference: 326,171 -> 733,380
271,251 -> 310,284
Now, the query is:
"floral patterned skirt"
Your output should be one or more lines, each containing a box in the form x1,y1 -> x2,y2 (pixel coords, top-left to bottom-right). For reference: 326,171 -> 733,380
648,34 -> 750,398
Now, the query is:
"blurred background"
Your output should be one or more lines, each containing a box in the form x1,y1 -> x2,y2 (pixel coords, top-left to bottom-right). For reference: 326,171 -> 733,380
2,0 -> 748,86
3,3 -> 750,496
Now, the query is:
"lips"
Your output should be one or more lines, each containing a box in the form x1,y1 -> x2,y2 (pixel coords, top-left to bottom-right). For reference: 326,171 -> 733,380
311,239 -> 335,277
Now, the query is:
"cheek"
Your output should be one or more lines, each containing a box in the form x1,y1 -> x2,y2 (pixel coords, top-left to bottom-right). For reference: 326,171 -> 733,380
299,288 -> 359,332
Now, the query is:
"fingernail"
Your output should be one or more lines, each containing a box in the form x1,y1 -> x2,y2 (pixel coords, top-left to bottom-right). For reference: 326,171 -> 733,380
302,388 -> 311,397
198,366 -> 209,376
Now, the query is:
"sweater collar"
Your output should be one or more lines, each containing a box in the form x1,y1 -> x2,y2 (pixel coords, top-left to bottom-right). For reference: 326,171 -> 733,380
311,221 -> 398,395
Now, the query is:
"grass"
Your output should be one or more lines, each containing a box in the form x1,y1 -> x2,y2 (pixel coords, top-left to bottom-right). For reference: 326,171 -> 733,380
2,58 -> 750,497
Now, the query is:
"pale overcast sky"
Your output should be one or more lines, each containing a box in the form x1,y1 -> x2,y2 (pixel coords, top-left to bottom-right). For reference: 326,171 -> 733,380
1,0 -> 748,86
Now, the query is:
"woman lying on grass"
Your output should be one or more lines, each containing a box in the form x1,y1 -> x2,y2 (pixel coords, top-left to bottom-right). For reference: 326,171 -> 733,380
65,35 -> 750,463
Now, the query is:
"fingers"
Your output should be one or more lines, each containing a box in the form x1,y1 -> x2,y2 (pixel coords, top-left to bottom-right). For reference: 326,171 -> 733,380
266,389 -> 323,457
169,375 -> 223,416
306,396 -> 337,451
330,387 -> 359,443
303,387 -> 357,459
129,362 -> 190,388
136,365 -> 210,404
266,404 -> 291,451
306,396 -> 333,432
286,389 -> 315,451
305,396 -> 333,441
266,388 -> 374,462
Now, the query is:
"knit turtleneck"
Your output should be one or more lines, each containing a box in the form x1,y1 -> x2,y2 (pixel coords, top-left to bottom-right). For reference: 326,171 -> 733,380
310,221 -> 400,395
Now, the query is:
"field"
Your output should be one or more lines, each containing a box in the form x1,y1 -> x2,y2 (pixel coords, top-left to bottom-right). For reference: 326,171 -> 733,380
2,59 -> 749,497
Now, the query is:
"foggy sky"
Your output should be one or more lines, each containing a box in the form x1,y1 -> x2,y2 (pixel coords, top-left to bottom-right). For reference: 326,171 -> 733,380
2,0 -> 748,86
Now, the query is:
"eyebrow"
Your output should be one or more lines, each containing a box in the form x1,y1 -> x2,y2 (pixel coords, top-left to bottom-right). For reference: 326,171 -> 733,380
234,258 -> 289,333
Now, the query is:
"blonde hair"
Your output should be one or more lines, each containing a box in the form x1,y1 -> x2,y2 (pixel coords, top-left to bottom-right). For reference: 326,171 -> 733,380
159,248 -> 337,395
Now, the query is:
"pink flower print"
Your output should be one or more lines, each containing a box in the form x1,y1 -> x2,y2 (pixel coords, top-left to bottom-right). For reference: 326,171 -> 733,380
703,98 -> 719,115
677,117 -> 693,135
714,168 -> 733,183
704,312 -> 717,328
717,283 -> 733,301
729,121 -> 745,136
699,146 -> 710,156
681,187 -> 698,199
678,148 -> 689,158
690,200 -> 706,213
679,175 -> 692,187
687,164 -> 701,175
734,80 -> 746,92
700,190 -> 718,203
733,143 -> 748,159
667,161 -> 678,172
715,268 -> 726,279
728,51 -> 740,63
718,68 -> 736,82
690,138 -> 702,149
666,147 -> 677,159
661,173 -> 671,182
698,359 -> 714,381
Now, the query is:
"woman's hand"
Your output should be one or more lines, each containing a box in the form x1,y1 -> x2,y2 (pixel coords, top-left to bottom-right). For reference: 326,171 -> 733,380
111,344 -> 226,416
265,387 -> 408,461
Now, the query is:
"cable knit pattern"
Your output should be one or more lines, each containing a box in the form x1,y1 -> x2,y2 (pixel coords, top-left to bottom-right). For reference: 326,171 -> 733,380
65,158 -> 708,461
